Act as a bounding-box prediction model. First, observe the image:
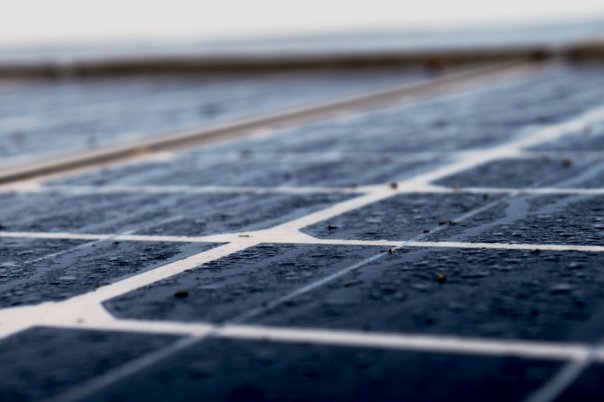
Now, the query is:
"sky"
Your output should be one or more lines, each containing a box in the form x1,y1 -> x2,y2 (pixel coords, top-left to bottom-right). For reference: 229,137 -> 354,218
1,0 -> 604,45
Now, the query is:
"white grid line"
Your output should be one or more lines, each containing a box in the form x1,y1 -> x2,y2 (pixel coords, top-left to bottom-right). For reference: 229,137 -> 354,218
63,320 -> 597,362
3,183 -> 604,196
2,232 -> 603,253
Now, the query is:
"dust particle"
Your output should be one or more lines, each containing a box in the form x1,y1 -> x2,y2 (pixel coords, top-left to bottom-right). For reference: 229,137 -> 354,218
562,158 -> 573,168
174,289 -> 189,298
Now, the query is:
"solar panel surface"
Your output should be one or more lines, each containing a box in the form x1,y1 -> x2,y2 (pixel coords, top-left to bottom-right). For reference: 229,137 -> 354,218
1,62 -> 604,402
0,69 -> 427,165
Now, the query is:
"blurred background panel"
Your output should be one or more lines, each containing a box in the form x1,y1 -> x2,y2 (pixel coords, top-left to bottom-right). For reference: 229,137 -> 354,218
0,68 -> 429,165
0,1 -> 603,169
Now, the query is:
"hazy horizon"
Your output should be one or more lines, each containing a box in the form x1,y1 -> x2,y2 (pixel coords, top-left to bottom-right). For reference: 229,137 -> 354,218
1,0 -> 603,46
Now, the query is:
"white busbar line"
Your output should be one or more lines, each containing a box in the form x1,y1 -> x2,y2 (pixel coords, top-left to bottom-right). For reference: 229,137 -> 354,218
219,324 -> 593,362
524,359 -> 591,402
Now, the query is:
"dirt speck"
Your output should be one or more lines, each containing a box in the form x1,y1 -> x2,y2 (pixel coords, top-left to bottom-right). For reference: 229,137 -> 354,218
562,158 -> 573,168
174,289 -> 189,298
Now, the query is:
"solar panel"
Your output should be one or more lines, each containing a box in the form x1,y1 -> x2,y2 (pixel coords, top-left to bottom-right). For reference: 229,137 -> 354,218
1,61 -> 604,401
